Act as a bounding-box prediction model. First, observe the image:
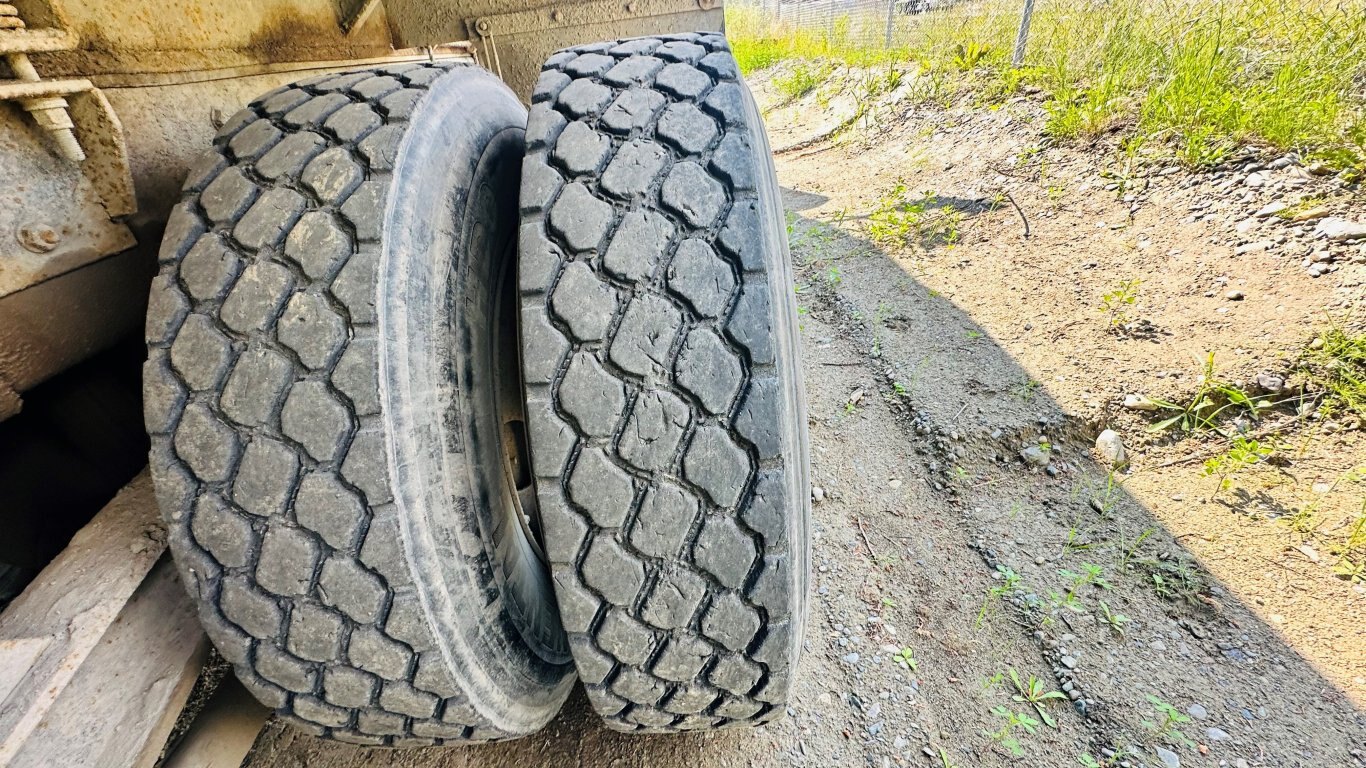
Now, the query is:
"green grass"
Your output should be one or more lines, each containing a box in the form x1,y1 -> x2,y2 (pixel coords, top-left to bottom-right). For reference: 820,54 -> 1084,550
867,181 -> 962,248
773,61 -> 832,101
1298,326 -> 1366,418
1145,352 -> 1274,434
1201,435 -> 1278,495
727,0 -> 1366,169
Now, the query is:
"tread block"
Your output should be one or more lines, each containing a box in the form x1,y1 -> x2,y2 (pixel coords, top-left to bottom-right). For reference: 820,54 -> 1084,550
148,64 -> 568,744
518,38 -> 806,732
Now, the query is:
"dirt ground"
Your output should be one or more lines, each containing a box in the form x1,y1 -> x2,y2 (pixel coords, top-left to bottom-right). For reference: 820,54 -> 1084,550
244,68 -> 1366,768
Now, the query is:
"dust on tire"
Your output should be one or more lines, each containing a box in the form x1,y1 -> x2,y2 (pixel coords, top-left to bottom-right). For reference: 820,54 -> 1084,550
146,63 -> 572,746
518,34 -> 811,732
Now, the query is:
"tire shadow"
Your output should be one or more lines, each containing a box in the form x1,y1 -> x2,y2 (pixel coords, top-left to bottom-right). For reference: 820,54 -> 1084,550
242,209 -> 1366,768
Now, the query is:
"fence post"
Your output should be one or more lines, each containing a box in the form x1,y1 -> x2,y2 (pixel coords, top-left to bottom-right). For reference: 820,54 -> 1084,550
1012,0 -> 1036,67
884,0 -> 896,47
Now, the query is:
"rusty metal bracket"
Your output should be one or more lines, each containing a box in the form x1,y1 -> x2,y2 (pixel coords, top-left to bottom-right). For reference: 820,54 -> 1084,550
2,3 -> 83,161
0,1 -> 134,216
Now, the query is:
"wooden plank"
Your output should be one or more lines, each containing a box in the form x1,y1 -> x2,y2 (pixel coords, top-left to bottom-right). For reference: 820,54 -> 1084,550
0,470 -> 164,764
9,558 -> 208,768
161,676 -> 270,768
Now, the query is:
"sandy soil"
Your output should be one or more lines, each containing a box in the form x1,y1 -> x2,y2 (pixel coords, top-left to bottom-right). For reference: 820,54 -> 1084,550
243,68 -> 1366,768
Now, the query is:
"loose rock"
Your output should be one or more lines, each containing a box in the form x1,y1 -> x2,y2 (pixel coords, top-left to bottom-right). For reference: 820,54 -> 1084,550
1253,373 -> 1285,394
1020,445 -> 1050,467
1123,394 -> 1160,411
1315,217 -> 1366,241
1094,429 -> 1127,468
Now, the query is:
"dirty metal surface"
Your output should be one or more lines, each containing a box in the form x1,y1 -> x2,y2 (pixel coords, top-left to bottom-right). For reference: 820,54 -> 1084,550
0,0 -> 72,56
0,247 -> 152,405
0,100 -> 135,300
33,0 -> 396,77
387,0 -> 724,97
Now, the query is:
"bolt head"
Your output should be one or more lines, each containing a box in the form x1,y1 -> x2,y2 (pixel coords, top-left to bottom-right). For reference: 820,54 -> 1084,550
17,224 -> 60,253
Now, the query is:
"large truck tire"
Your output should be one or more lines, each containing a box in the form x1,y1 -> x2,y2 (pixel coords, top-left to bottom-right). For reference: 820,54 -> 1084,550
143,63 -> 574,746
517,35 -> 811,732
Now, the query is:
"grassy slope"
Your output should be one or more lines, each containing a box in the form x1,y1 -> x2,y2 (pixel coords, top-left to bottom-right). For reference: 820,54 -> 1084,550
728,0 -> 1366,171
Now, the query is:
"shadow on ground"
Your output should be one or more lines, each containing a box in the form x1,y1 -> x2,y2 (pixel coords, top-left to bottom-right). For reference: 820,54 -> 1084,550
244,204 -> 1366,768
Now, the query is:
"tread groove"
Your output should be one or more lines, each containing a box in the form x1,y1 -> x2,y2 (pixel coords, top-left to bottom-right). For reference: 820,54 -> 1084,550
148,63 -> 566,745
518,33 -> 809,732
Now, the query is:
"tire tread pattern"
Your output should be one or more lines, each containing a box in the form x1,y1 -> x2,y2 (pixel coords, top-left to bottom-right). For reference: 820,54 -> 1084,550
147,62 -> 518,746
519,34 -> 807,732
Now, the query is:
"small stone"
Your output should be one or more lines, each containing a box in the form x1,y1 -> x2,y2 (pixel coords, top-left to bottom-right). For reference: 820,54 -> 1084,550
1253,373 -> 1285,394
1254,201 -> 1287,218
1060,655 -> 1077,669
1290,206 -> 1329,222
1234,241 -> 1271,255
1094,429 -> 1127,468
1123,394 -> 1160,411
1187,703 -> 1208,720
1243,172 -> 1270,188
1206,727 -> 1231,742
1020,445 -> 1050,467
812,486 -> 825,503
842,652 -> 861,664
1225,290 -> 1245,300
1315,217 -> 1366,241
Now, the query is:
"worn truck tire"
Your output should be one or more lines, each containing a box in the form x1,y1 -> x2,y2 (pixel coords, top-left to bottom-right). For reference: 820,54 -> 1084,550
144,63 -> 574,745
518,35 -> 811,732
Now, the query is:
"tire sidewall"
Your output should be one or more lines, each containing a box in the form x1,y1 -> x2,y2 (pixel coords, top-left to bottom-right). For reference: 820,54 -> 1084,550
380,67 -> 572,733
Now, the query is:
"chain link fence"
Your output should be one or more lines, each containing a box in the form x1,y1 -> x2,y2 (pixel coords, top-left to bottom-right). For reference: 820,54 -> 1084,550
729,0 -> 1036,57
725,0 -> 1366,164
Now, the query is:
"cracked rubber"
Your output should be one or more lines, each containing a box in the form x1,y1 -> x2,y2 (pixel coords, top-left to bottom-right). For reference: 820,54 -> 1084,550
144,63 -> 574,745
517,34 -> 811,732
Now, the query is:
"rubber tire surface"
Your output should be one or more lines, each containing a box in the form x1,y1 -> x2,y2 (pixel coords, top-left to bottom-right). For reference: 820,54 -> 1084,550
518,34 -> 811,732
144,63 -> 574,746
